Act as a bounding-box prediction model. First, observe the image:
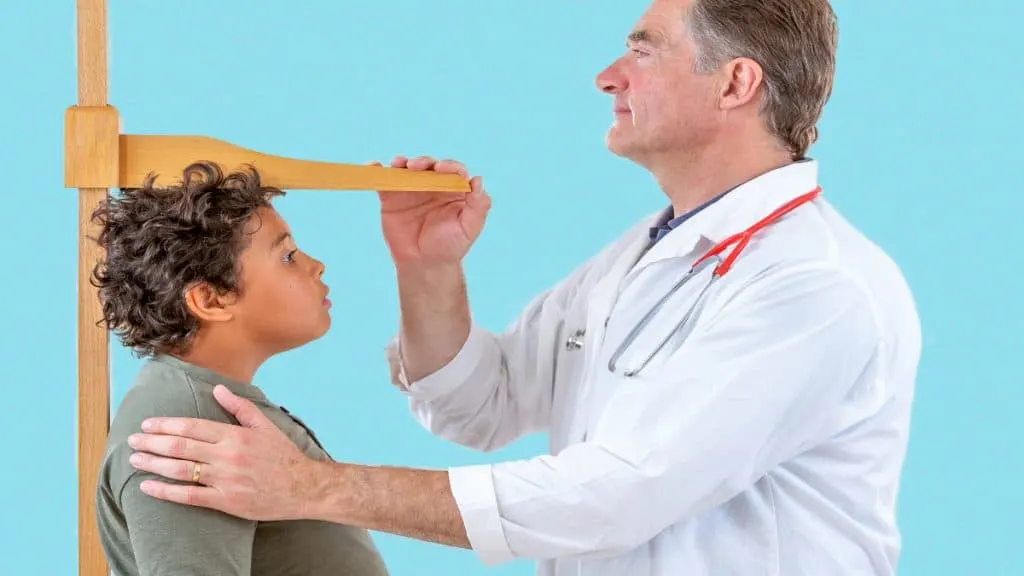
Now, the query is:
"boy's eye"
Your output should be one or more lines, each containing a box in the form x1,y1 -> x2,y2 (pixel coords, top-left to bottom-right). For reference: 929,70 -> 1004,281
282,249 -> 297,263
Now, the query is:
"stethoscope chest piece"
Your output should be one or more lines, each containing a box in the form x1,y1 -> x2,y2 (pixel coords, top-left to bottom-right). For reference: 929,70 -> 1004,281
565,328 -> 586,351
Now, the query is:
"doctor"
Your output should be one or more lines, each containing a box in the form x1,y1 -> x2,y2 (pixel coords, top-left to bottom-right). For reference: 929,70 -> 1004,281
126,0 -> 922,574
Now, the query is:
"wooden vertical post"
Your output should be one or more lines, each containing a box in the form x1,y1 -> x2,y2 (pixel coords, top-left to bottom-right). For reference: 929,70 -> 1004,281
74,0 -> 111,574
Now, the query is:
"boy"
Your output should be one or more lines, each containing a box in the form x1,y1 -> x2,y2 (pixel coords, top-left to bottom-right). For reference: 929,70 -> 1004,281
91,161 -> 390,575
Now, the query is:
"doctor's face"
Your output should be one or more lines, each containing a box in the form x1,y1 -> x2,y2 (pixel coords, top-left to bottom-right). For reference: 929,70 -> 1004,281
596,0 -> 722,167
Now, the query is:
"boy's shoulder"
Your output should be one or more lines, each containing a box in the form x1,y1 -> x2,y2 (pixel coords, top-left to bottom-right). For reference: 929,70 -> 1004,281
108,357 -> 238,440
99,357 -> 240,493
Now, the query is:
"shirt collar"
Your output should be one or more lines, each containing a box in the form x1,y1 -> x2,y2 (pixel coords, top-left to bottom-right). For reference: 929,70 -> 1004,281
152,354 -> 270,404
648,185 -> 733,245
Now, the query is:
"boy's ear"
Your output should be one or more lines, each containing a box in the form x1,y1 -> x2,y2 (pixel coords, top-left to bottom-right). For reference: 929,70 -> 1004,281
183,281 -> 238,323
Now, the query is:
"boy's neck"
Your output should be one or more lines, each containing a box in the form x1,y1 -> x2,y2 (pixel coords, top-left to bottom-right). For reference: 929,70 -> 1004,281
173,331 -> 267,385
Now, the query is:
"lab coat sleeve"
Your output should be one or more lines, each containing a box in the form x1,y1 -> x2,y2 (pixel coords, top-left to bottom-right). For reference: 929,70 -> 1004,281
384,250 -> 607,453
446,261 -> 886,565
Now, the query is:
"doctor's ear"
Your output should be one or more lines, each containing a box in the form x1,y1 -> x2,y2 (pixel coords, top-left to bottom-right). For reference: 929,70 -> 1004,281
183,281 -> 238,323
716,57 -> 764,111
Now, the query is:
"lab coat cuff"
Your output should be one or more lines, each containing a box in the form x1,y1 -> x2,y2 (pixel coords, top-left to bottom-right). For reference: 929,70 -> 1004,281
385,323 -> 488,403
448,464 -> 515,566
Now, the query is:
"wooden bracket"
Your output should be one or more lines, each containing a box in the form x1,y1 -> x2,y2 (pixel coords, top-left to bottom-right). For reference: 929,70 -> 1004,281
65,105 -> 120,188
63,106 -> 471,193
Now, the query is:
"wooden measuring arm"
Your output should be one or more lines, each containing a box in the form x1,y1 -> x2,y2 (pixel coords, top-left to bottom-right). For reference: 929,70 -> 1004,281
64,105 -> 471,192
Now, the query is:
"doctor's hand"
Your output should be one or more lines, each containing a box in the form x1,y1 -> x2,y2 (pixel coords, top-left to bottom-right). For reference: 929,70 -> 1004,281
372,155 -> 491,267
125,385 -> 323,522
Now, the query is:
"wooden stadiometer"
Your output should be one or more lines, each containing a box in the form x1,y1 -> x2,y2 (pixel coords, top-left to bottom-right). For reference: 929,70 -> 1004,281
65,1 -> 468,573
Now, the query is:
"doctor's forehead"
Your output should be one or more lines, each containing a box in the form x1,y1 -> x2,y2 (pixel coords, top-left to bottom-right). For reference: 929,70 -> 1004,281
629,0 -> 690,45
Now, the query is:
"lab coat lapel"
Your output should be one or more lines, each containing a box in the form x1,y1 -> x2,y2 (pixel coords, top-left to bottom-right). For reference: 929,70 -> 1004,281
584,225 -> 653,349
565,224 -> 653,445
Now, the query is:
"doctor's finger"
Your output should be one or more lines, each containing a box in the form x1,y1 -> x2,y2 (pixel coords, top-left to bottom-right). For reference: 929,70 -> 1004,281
139,479 -> 226,512
402,155 -> 437,170
432,158 -> 468,177
127,432 -> 217,463
129,452 -> 211,486
140,416 -> 234,443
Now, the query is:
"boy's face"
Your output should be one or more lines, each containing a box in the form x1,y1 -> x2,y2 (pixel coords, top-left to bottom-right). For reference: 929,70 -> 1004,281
230,206 -> 332,353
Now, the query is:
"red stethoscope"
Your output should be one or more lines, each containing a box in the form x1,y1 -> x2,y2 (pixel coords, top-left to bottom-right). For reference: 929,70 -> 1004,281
607,186 -> 823,377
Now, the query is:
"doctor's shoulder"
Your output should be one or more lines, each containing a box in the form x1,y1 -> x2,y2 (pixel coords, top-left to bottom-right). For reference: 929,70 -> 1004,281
710,202 -> 921,352
799,199 -> 922,345
757,204 -> 922,387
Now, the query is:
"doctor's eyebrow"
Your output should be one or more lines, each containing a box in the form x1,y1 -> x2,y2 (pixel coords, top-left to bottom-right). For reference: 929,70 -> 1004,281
627,29 -> 669,48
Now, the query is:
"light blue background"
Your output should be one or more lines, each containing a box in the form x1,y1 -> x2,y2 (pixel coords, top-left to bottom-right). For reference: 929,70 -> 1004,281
1,1 -> 1020,574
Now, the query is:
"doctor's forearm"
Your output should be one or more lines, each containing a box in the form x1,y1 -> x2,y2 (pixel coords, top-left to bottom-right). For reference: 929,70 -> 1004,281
395,263 -> 472,382
307,460 -> 471,550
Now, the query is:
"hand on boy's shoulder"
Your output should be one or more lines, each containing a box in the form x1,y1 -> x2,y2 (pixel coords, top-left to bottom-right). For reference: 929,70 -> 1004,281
105,361 -> 247,467
102,361 -> 252,500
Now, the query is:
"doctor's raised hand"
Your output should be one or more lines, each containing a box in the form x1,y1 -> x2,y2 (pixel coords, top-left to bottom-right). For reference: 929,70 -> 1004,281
373,155 -> 490,266
373,154 -> 492,384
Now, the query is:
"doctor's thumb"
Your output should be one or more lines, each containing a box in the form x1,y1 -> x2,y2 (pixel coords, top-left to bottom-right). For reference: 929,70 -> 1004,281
213,385 -> 269,430
462,175 -> 491,238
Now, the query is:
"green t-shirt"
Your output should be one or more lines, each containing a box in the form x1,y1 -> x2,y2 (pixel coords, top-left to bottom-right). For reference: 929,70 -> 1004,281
96,354 -> 390,576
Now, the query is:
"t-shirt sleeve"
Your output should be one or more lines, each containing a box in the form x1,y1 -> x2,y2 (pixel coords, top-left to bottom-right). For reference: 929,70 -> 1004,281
105,373 -> 256,576
118,470 -> 256,576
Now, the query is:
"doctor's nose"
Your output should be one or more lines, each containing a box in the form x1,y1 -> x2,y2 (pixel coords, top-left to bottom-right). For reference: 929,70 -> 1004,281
596,62 -> 627,94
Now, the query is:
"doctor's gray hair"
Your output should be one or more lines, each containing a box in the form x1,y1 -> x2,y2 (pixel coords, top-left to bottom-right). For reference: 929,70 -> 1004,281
686,0 -> 838,159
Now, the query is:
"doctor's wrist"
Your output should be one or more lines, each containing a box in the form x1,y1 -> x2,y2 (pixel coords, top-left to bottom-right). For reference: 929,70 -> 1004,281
394,260 -> 464,283
300,459 -> 354,524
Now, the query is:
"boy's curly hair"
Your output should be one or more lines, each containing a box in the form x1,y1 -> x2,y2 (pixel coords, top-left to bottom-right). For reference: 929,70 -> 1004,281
90,161 -> 285,357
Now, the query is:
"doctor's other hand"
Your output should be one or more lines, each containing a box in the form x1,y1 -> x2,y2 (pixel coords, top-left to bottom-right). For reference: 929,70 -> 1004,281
372,155 -> 491,267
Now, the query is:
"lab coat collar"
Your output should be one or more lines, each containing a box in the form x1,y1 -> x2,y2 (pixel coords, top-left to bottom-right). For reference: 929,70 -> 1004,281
638,158 -> 820,265
696,158 -> 819,244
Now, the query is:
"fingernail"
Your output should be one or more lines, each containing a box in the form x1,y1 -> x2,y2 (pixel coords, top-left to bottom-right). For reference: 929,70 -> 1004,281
141,420 -> 154,431
129,453 -> 143,466
139,481 -> 155,494
127,434 -> 139,447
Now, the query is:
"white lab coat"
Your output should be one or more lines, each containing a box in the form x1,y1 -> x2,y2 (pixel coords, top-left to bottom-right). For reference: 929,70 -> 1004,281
386,159 -> 922,575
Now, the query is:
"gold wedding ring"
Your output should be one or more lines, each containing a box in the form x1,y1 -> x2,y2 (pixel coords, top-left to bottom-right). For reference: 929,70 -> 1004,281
192,462 -> 202,484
